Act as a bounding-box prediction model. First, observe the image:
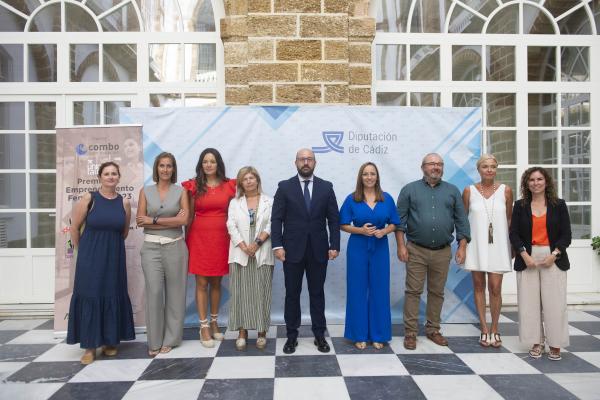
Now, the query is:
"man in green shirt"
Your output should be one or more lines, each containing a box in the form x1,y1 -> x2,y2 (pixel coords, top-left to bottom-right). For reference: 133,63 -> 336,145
395,153 -> 470,350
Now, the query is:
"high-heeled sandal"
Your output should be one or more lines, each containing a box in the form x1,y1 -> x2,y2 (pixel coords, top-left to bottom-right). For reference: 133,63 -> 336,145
528,343 -> 544,359
547,348 -> 562,361
148,348 -> 160,357
479,332 -> 490,347
490,333 -> 502,348
354,341 -> 367,350
210,314 -> 224,341
256,333 -> 267,350
80,350 -> 95,365
372,342 -> 384,350
199,318 -> 215,348
159,346 -> 172,354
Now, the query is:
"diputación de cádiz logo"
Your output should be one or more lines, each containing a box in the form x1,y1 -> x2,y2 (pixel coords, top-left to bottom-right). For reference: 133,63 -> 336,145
312,131 -> 344,153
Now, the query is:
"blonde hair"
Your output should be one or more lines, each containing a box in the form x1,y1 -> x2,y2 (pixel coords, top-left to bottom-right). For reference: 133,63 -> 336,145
476,153 -> 498,169
235,166 -> 262,197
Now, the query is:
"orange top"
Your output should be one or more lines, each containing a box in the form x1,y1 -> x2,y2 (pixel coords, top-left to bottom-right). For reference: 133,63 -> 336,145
531,214 -> 550,246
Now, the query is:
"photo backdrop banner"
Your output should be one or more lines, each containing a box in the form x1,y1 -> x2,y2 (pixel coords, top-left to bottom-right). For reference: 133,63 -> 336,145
54,125 -> 145,333
120,106 -> 482,325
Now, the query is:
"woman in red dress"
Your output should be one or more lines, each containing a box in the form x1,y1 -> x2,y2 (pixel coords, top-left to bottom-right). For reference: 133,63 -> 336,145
182,148 -> 236,347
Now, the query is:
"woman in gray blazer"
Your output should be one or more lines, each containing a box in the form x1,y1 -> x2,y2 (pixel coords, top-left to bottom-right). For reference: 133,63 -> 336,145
226,166 -> 274,350
136,152 -> 190,356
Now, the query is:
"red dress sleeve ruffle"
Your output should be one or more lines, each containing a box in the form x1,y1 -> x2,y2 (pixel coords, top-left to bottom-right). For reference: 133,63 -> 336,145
181,179 -> 197,196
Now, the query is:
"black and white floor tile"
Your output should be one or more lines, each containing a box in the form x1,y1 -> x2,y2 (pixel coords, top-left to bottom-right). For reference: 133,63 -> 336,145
1,310 -> 600,400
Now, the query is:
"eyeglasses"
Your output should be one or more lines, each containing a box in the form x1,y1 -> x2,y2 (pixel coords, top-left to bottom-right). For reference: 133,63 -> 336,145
422,162 -> 444,167
296,157 -> 315,163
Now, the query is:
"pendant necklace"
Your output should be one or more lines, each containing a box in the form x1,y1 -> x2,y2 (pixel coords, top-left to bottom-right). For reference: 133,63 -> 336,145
477,183 -> 497,244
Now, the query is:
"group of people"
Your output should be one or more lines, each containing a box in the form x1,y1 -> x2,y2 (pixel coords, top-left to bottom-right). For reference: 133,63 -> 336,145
66,148 -> 572,365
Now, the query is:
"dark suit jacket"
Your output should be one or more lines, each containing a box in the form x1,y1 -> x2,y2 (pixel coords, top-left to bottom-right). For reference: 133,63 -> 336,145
509,198 -> 572,271
271,175 -> 341,264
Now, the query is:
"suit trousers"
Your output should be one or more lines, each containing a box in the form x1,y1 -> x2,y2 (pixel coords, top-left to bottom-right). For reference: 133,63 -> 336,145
141,239 -> 188,350
517,245 -> 569,348
403,242 -> 452,334
283,241 -> 328,339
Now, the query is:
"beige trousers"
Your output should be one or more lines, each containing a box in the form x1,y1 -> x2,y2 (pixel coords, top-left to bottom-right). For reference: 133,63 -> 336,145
517,245 -> 569,348
403,242 -> 452,334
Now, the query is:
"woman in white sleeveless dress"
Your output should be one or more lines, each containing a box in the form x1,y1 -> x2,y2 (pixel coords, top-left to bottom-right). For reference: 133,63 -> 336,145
462,154 -> 513,348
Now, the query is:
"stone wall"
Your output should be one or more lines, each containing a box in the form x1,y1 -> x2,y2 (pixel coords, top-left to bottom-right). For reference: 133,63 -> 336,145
221,0 -> 375,105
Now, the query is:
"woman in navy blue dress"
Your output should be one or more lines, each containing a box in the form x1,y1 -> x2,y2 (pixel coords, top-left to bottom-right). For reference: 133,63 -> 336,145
340,162 -> 400,350
67,161 -> 135,364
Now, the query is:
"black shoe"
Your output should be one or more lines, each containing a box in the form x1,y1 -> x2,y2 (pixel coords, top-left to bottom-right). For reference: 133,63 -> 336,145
283,338 -> 298,354
314,337 -> 330,353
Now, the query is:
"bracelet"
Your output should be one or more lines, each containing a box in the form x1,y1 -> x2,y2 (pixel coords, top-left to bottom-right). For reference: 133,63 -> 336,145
152,216 -> 158,224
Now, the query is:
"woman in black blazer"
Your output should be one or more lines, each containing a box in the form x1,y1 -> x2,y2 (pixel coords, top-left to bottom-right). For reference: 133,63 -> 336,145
509,167 -> 571,361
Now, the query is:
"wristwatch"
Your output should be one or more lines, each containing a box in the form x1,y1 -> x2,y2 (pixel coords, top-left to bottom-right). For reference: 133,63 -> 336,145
518,246 -> 526,254
552,249 -> 561,259
255,238 -> 263,246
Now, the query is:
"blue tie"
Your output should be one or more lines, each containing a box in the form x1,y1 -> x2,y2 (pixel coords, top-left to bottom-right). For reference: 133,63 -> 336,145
303,179 -> 311,212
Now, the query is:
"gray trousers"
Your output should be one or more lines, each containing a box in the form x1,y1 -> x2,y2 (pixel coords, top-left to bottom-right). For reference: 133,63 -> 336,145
141,239 -> 188,350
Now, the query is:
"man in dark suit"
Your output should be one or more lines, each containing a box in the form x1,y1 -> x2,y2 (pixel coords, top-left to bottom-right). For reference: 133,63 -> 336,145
271,148 -> 340,354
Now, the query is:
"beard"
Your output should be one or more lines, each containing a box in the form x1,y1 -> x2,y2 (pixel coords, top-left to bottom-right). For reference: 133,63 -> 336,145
297,165 -> 314,178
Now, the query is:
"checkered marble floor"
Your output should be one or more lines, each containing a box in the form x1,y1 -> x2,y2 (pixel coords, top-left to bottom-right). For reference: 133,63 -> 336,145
1,310 -> 600,400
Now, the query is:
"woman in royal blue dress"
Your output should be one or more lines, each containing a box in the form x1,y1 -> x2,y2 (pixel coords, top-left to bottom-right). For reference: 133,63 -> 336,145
340,162 -> 400,350
67,161 -> 135,364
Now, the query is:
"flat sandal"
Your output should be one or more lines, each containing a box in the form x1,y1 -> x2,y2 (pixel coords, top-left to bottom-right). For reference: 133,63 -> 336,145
490,333 -> 502,348
479,332 -> 490,347
528,344 -> 544,359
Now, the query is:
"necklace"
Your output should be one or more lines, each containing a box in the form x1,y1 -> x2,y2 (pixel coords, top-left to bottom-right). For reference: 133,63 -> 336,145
99,188 -> 118,199
477,183 -> 497,244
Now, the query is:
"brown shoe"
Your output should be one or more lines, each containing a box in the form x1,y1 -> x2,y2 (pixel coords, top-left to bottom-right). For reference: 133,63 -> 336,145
80,350 -> 95,365
102,346 -> 118,356
426,331 -> 448,346
403,334 -> 417,350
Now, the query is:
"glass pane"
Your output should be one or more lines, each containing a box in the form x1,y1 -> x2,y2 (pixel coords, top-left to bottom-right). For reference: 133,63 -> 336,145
100,3 -> 141,32
184,94 -> 217,107
104,101 -> 131,124
561,47 -> 589,82
528,46 -> 556,81
103,44 -> 137,82
495,168 -> 516,193
66,3 -> 98,31
487,4 -> 518,33
30,134 -> 56,169
70,44 -> 99,82
410,93 -> 440,107
30,173 -> 55,208
523,4 -> 555,34
528,93 -> 557,127
376,92 -> 407,106
562,168 -> 590,201
376,44 -> 405,80
562,130 -> 590,164
0,212 -> 26,248
0,102 -> 25,129
3,0 -> 38,15
487,130 -> 516,164
448,6 -> 484,33
558,6 -> 592,34
180,0 -> 215,32
28,3 -> 61,32
31,212 -> 55,248
410,45 -> 439,80
28,44 -> 57,82
0,173 -> 26,207
149,94 -> 183,107
461,0 -> 498,16
561,93 -> 590,127
452,93 -> 481,107
0,8 -> 27,31
29,102 -> 56,130
376,0 -> 411,32
452,45 -> 481,81
149,44 -> 182,82
73,101 -> 100,125
486,46 -> 515,81
544,0 -> 581,18
528,130 -> 558,164
184,44 -> 216,83
0,44 -> 23,81
141,0 -> 181,32
486,93 -> 515,127
86,0 -> 112,15
0,134 -> 25,169
568,205 -> 591,239
411,0 -> 451,32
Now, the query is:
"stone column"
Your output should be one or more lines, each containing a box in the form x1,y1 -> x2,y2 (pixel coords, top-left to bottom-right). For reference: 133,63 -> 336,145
221,0 -> 376,105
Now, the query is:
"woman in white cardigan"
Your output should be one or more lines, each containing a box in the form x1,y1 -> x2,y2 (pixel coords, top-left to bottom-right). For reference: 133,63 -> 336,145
226,166 -> 274,350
